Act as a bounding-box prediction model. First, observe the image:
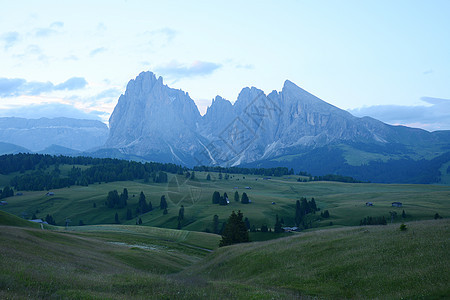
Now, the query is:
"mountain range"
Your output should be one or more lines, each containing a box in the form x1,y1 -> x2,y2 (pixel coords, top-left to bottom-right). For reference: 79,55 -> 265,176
0,117 -> 108,153
104,72 -> 450,183
1,71 -> 450,183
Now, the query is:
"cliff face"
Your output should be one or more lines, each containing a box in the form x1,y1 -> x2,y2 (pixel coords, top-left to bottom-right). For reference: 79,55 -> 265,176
104,71 -> 450,169
106,71 -> 203,163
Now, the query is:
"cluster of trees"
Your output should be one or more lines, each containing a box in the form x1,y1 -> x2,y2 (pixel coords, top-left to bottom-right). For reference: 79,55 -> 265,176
0,186 -> 14,199
295,197 -> 318,226
7,154 -> 174,191
106,188 -> 129,209
0,153 -> 186,176
219,211 -> 249,247
45,214 -> 56,225
297,174 -> 362,183
211,191 -> 249,205
194,166 -> 295,177
359,216 -> 387,226
320,210 -> 330,218
211,191 -> 229,205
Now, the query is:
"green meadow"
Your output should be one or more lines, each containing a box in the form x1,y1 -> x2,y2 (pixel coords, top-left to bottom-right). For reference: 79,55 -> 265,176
1,168 -> 449,298
1,169 -> 449,232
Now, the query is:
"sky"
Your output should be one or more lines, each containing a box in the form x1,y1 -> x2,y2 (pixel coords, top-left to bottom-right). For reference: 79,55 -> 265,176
1,0 -> 449,131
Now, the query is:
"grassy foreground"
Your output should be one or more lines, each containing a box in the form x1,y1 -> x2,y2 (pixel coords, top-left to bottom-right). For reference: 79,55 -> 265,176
187,219 -> 449,299
0,210 -> 448,299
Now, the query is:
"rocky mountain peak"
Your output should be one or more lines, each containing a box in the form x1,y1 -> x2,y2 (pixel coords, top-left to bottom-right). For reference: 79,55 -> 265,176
103,71 -> 450,173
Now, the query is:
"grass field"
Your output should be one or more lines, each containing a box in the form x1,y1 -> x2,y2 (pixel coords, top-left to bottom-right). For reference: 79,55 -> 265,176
0,210 -> 448,299
1,169 -> 449,235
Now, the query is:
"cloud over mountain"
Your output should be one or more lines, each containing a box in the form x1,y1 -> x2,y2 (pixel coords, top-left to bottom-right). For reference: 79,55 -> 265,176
0,102 -> 102,121
0,77 -> 87,97
349,97 -> 450,131
155,60 -> 221,79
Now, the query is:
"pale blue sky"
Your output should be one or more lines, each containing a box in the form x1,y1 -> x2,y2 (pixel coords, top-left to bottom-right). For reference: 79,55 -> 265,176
1,0 -> 449,130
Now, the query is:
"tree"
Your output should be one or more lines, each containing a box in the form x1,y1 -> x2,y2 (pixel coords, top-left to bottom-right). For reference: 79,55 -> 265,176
219,211 -> 249,247
138,191 -> 149,214
241,192 -> 249,204
310,197 -> 317,212
295,200 -> 302,226
212,191 -> 221,204
178,205 -> 185,221
138,217 -> 142,225
402,210 -> 406,218
219,195 -> 228,206
78,220 -> 85,226
45,214 -> 56,225
0,186 -> 14,199
244,217 -> 250,230
274,214 -> 283,233
261,224 -> 268,232
115,212 -> 120,224
219,172 -> 223,180
234,191 -> 239,202
213,214 -> 219,234
160,195 -> 168,210
122,188 -> 128,201
190,171 -> 195,180
148,199 -> 153,211
107,190 -> 120,208
206,174 -> 211,181
434,213 -> 442,219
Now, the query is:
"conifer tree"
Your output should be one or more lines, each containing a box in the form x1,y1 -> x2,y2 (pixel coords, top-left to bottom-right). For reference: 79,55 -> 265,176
160,195 -> 168,209
212,191 -> 221,204
274,214 -> 283,233
234,191 -> 239,202
138,191 -> 149,214
241,192 -> 249,204
219,211 -> 249,247
213,214 -> 219,234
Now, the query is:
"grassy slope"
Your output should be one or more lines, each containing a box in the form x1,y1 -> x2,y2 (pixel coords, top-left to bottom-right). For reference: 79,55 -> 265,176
2,172 -> 449,233
186,219 -> 450,299
1,218 -> 447,299
0,210 -> 48,229
0,221 -> 294,299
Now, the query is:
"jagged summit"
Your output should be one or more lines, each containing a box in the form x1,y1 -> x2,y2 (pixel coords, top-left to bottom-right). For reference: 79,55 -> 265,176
103,71 -> 450,176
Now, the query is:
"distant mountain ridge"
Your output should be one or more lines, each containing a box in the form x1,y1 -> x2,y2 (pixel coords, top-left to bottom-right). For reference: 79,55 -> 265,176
104,71 -> 450,183
0,117 -> 108,152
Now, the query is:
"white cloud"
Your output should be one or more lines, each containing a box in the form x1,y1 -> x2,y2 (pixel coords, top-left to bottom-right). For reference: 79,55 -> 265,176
0,102 -> 102,121
0,77 -> 88,97
155,60 -> 221,80
349,97 -> 450,132
0,31 -> 20,49
90,47 -> 107,57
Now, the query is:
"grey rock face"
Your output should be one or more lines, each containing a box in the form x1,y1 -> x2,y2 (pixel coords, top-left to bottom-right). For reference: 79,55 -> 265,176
106,71 -> 203,164
105,72 -> 449,166
0,117 -> 108,152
